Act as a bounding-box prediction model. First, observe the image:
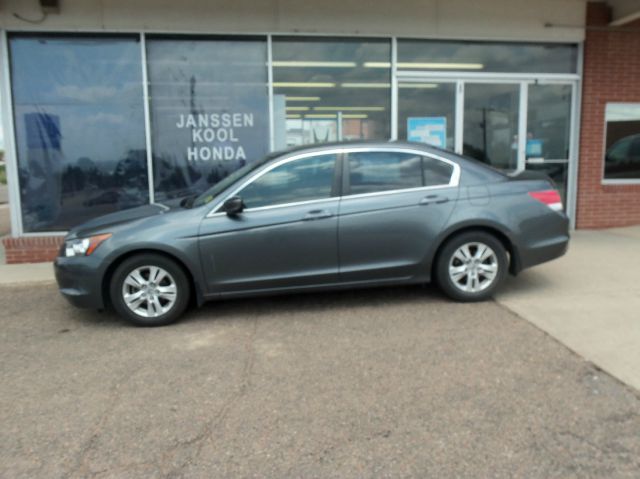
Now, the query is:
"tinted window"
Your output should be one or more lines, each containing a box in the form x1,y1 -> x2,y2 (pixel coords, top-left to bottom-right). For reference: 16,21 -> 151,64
604,103 -> 640,180
239,154 -> 336,209
9,34 -> 148,232
146,36 -> 270,202
349,151 -> 443,195
423,157 -> 454,186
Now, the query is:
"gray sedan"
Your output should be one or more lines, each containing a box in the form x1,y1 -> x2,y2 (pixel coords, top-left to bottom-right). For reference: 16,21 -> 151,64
54,141 -> 569,326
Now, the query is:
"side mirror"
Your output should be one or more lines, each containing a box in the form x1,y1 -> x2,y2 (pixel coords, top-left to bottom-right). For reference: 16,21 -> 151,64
223,196 -> 244,216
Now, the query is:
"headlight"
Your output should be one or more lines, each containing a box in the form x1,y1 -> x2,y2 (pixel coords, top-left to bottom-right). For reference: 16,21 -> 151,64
64,233 -> 112,257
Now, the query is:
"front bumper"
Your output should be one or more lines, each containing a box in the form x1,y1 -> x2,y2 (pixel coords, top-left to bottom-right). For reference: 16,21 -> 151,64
54,256 -> 105,309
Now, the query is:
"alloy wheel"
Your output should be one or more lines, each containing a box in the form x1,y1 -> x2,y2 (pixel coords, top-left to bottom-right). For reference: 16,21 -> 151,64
448,242 -> 499,293
121,265 -> 178,318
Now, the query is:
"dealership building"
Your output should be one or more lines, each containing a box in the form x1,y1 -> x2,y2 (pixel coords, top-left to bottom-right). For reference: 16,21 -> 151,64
0,0 -> 639,263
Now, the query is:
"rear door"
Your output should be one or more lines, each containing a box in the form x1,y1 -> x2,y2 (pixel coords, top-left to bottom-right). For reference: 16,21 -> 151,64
198,152 -> 341,293
338,148 -> 459,283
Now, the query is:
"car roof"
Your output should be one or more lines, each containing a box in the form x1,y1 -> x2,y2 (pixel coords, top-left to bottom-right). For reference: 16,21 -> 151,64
272,140 -> 447,158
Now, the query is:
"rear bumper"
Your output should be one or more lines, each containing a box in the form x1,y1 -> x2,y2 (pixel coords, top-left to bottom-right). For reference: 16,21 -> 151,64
54,257 -> 105,309
513,210 -> 570,273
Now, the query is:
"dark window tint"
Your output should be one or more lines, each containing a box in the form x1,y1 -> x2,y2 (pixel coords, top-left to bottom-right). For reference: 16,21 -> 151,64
146,36 -> 270,202
423,157 -> 454,186
239,154 -> 336,209
348,151 -> 423,195
604,104 -> 640,180
9,34 -> 148,232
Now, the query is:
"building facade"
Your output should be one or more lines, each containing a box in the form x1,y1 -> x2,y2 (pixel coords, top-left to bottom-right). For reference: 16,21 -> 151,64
0,0 -> 638,263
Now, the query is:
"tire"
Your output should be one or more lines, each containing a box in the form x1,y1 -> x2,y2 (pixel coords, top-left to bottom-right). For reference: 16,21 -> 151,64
110,253 -> 191,326
435,231 -> 508,302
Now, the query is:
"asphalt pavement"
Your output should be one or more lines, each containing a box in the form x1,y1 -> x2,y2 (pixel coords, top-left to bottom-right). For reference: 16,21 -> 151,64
1,284 -> 639,478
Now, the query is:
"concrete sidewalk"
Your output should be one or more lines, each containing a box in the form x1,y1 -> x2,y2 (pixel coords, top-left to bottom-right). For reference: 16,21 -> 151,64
497,226 -> 640,392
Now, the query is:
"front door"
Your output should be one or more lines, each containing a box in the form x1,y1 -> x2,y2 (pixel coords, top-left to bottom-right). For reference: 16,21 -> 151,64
198,152 -> 340,294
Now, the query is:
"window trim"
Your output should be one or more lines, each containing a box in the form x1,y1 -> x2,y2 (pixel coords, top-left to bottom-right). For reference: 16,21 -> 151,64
601,102 -> 640,185
207,146 -> 460,217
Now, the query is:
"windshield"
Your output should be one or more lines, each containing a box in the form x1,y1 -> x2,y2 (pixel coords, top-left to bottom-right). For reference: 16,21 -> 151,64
191,155 -> 275,208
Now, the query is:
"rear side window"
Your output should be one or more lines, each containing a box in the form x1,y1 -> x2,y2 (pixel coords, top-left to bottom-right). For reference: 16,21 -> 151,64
239,153 -> 336,209
347,151 -> 453,195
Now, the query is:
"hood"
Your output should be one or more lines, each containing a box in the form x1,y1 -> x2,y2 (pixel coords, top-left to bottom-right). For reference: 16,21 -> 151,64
68,203 -> 171,239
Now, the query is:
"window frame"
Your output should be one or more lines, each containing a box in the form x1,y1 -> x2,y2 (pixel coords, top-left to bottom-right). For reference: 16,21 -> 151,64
602,102 -> 640,185
342,149 -> 457,198
208,146 -> 460,216
211,150 -> 343,214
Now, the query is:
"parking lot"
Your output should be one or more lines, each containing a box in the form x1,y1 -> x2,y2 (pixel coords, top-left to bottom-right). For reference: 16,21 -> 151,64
1,284 -> 639,478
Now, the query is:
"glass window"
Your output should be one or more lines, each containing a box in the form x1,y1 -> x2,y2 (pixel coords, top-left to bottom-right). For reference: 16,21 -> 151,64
399,82 -> 456,150
604,103 -> 640,180
239,154 -> 336,209
398,40 -> 577,74
423,157 -> 454,186
527,84 -> 572,160
146,36 -> 270,202
9,34 -> 148,232
348,151 -> 423,195
463,83 -> 520,170
272,37 -> 391,148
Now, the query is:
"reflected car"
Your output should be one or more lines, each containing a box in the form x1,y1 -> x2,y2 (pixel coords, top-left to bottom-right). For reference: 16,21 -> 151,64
55,141 -> 569,326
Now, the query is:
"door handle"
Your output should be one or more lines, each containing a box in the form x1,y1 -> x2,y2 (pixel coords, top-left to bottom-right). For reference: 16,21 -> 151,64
420,194 -> 449,206
303,209 -> 334,221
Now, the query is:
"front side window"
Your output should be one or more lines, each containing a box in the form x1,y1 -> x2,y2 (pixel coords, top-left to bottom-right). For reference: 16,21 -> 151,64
347,151 -> 452,195
9,34 -> 148,232
238,154 -> 337,209
604,103 -> 640,180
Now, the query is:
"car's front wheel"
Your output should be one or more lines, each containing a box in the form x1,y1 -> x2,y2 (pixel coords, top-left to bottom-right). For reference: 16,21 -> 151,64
435,231 -> 508,302
110,253 -> 191,326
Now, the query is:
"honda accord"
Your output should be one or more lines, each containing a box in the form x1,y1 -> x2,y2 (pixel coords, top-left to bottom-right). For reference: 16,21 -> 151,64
55,142 -> 569,326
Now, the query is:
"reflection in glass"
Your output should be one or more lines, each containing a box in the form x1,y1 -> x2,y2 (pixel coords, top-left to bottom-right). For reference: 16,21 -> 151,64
398,40 -> 577,73
398,82 -> 456,150
604,103 -> 640,180
272,37 -> 391,148
463,84 -> 519,170
239,154 -> 336,209
146,36 -> 269,202
10,34 -> 148,232
527,84 -> 572,160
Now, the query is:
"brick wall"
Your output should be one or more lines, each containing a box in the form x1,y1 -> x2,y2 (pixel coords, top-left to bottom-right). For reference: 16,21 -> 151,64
2,236 -> 64,264
577,2 -> 640,228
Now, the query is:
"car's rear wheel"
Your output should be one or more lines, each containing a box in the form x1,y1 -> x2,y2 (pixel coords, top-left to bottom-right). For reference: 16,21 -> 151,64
110,254 -> 190,326
435,231 -> 508,302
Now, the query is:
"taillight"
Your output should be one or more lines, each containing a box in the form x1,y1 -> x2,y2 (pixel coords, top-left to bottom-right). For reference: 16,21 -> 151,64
528,190 -> 563,212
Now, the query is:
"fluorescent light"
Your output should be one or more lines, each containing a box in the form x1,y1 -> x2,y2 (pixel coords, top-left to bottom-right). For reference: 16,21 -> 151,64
304,113 -> 369,119
314,106 -> 385,111
287,114 -> 302,119
286,96 -> 321,102
341,82 -> 391,88
286,106 -> 310,111
397,62 -> 484,69
273,61 -> 356,68
398,83 -> 439,89
363,62 -> 391,68
273,82 -> 335,88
